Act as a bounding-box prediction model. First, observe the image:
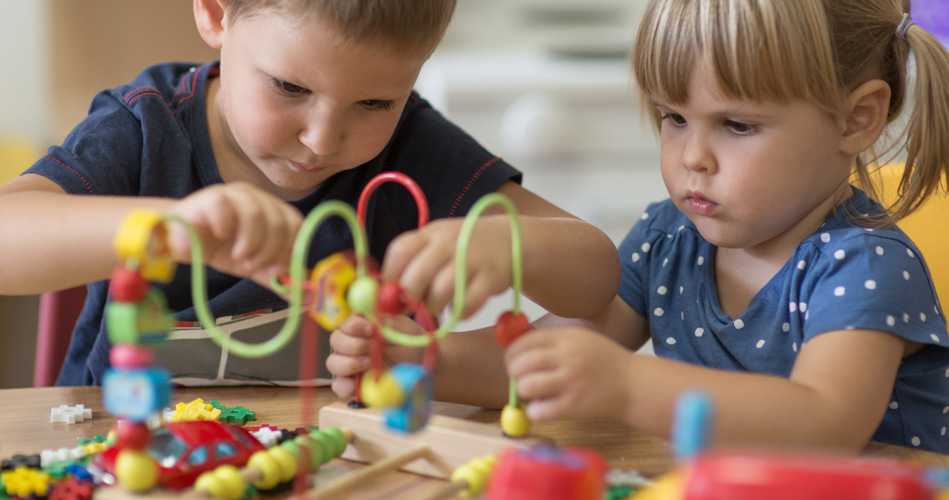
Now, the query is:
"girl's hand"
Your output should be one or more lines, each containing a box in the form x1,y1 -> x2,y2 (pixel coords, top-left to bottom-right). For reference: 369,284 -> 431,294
381,216 -> 514,318
504,327 -> 636,422
326,314 -> 427,398
165,182 -> 302,286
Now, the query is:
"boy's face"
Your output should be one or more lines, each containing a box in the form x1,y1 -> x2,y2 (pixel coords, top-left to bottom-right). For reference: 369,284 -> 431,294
210,10 -> 429,200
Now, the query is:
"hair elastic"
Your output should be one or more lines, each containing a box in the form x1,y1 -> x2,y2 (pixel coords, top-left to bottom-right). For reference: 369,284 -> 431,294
896,13 -> 915,40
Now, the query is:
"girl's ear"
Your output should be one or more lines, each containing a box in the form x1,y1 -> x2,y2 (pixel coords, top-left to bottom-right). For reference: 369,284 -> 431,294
194,0 -> 227,49
839,79 -> 891,155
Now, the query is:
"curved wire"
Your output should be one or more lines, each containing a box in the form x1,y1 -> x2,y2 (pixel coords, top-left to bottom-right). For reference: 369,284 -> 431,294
378,193 -> 524,347
164,200 -> 369,358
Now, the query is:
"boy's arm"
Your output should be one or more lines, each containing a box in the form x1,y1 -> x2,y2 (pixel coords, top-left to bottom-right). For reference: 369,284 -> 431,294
0,174 -> 177,294
494,181 -> 620,318
382,180 -> 621,320
0,174 -> 301,295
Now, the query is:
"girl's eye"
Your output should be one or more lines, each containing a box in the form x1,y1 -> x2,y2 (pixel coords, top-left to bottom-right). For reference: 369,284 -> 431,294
660,112 -> 687,126
271,78 -> 309,96
360,99 -> 396,111
724,119 -> 757,135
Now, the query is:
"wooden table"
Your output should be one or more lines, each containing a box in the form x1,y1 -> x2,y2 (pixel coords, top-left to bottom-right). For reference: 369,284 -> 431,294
2,386 -> 947,499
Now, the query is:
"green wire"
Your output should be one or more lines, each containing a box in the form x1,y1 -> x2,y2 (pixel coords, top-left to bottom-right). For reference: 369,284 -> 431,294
160,193 -> 523,358
163,200 -> 369,358
378,193 -> 524,347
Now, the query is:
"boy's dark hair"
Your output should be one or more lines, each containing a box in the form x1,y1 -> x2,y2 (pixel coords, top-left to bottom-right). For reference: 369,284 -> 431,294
225,0 -> 457,55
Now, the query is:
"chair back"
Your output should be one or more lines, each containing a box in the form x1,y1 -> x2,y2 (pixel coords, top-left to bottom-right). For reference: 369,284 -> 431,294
34,286 -> 87,387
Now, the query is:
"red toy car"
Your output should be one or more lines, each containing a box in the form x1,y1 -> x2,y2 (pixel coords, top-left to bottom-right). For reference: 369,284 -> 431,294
96,420 -> 265,489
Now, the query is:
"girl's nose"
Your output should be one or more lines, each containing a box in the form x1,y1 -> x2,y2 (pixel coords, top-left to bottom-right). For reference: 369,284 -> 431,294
682,134 -> 716,174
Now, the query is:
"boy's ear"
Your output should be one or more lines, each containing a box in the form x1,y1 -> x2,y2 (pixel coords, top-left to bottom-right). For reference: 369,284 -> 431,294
194,0 -> 227,49
839,79 -> 891,155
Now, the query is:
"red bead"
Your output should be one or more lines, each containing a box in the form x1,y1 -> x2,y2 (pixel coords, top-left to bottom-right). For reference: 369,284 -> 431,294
377,281 -> 407,315
110,344 -> 154,368
110,267 -> 149,302
494,311 -> 530,348
115,420 -> 151,450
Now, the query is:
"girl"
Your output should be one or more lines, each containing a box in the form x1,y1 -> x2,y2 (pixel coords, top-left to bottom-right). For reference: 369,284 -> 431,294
503,0 -> 949,454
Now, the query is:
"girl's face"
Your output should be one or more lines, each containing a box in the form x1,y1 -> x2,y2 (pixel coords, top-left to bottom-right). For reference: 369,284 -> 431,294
653,64 -> 854,256
209,11 -> 429,201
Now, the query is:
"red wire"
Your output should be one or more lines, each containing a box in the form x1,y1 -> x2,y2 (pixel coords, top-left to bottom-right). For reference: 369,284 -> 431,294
356,171 -> 430,228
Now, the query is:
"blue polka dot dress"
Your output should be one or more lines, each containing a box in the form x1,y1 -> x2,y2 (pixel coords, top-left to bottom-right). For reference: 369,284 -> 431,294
618,188 -> 949,453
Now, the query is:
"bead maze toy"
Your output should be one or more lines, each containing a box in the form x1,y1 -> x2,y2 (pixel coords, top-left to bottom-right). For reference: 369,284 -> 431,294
86,171 -> 549,497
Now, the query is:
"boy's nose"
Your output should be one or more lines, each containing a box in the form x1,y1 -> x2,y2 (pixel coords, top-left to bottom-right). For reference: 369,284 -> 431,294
299,114 -> 344,157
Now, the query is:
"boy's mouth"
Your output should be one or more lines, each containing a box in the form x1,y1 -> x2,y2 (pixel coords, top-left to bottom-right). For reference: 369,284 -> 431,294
287,159 -> 322,173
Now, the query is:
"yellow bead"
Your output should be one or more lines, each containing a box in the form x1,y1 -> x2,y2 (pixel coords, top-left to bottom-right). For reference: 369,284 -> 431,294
500,405 -> 531,437
248,450 -> 281,490
196,469 -> 243,500
268,445 -> 298,483
450,455 -> 496,497
115,449 -> 158,492
112,210 -> 176,283
360,370 -> 404,408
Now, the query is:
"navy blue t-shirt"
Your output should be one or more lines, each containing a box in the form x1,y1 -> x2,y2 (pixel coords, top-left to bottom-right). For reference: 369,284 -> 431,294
25,62 -> 521,386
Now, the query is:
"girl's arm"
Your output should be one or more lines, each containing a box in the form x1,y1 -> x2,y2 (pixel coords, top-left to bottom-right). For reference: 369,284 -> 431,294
507,319 -> 906,451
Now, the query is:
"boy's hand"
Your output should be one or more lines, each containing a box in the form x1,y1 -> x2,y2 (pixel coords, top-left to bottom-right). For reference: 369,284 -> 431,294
504,327 -> 635,422
326,314 -> 427,398
382,216 -> 514,318
165,182 -> 302,286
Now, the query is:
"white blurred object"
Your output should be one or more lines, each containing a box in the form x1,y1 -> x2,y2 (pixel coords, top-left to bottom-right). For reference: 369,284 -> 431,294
500,93 -> 572,158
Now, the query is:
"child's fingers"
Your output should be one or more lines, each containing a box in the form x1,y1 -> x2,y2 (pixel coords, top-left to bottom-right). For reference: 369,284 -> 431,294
419,261 -> 457,316
328,328 -> 371,357
380,231 -> 428,282
338,315 -> 374,338
325,351 -> 369,377
525,394 -> 573,422
504,335 -> 561,380
459,272 -> 499,319
245,202 -> 300,272
330,375 -> 356,398
398,242 -> 452,309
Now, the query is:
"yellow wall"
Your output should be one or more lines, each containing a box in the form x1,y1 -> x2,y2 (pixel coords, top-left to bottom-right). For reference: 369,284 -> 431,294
0,140 -> 38,184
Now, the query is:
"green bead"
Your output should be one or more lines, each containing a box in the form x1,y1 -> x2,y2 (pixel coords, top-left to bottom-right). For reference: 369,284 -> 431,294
346,277 -> 378,316
320,427 -> 349,459
294,435 -> 323,469
106,302 -> 140,345
278,440 -> 299,457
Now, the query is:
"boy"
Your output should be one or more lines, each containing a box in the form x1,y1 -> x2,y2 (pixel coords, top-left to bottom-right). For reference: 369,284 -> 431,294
0,0 -> 619,386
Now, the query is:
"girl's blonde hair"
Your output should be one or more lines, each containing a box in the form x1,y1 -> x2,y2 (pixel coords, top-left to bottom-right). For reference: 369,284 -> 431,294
632,0 -> 949,226
224,0 -> 456,56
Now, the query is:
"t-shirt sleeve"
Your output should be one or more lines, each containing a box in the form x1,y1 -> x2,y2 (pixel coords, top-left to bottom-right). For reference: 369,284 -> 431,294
23,90 -> 143,196
388,96 -> 521,219
617,207 -> 662,319
800,233 -> 947,346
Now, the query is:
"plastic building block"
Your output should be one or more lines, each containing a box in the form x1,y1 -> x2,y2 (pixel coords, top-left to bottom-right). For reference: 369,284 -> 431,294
1,467 -> 52,497
173,398 -> 223,422
49,477 -> 93,500
249,426 -> 283,449
2,454 -> 41,471
209,401 -> 257,425
51,404 -> 92,424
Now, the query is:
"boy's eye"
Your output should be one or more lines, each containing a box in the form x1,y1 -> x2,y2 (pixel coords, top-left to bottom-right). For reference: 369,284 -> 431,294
359,99 -> 396,111
724,119 -> 757,135
660,112 -> 686,126
271,78 -> 309,96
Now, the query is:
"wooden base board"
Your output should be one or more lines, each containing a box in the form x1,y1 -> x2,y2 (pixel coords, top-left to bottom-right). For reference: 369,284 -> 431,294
318,401 -> 551,479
